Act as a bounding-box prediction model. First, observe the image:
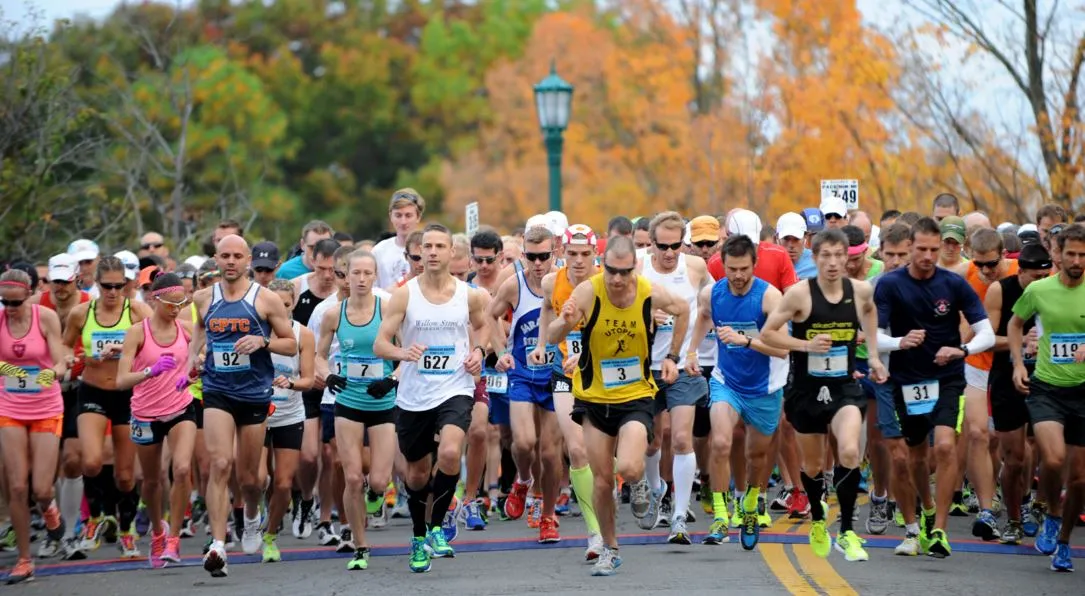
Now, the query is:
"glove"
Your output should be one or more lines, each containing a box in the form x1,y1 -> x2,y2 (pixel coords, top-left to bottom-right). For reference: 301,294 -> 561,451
325,373 -> 347,395
36,368 -> 57,388
149,354 -> 177,378
366,376 -> 398,398
175,376 -> 192,392
0,361 -> 27,378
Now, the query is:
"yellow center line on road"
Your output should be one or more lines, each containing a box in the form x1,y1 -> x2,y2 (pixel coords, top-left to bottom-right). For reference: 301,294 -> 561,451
759,544 -> 821,595
792,545 -> 859,596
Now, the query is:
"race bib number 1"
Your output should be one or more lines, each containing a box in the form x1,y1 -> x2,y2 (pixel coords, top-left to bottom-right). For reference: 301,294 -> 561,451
601,357 -> 642,389
130,419 -> 154,445
808,346 -> 848,378
1049,333 -> 1085,365
420,346 -> 455,376
902,380 -> 939,416
4,366 -> 41,394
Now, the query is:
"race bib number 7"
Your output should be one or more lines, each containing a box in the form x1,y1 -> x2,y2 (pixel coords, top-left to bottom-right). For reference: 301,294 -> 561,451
344,355 -> 384,382
1050,333 -> 1085,365
420,346 -> 456,376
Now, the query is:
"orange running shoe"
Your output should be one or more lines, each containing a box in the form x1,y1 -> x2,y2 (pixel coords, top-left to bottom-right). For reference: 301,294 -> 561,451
504,480 -> 531,520
6,558 -> 34,584
527,499 -> 542,529
538,516 -> 561,544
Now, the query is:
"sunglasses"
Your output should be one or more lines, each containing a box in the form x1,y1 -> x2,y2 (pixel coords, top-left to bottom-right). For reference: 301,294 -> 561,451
524,252 -> 552,263
50,279 -> 74,285
655,241 -> 683,252
141,242 -> 164,250
176,271 -> 196,280
100,282 -> 126,291
405,253 -> 422,262
199,271 -> 221,280
0,299 -> 25,308
334,270 -> 346,279
393,191 -> 420,205
974,259 -> 1001,270
604,264 -> 635,276
253,267 -> 275,274
693,240 -> 717,249
157,296 -> 189,308
472,255 -> 498,265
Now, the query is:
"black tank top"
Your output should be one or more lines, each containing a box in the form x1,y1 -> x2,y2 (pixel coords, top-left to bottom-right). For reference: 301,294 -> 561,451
990,275 -> 1035,376
293,289 -> 322,327
790,278 -> 860,385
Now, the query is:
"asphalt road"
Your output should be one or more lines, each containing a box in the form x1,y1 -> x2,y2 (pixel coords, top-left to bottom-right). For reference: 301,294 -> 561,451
3,495 -> 1082,594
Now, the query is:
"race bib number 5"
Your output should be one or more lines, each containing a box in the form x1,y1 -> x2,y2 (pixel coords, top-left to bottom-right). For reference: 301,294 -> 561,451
420,346 -> 456,376
808,346 -> 848,378
1050,333 -> 1085,365
902,380 -> 939,416
4,366 -> 41,394
212,342 -> 251,372
601,357 -> 642,389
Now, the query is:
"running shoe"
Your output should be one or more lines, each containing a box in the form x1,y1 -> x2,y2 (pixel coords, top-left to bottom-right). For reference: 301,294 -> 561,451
591,546 -> 622,577
37,510 -> 64,559
638,480 -> 668,531
135,503 -> 150,537
700,482 -> 713,515
927,528 -> 951,558
971,509 -> 1000,541
426,526 -> 455,558
241,515 -> 262,554
293,499 -> 315,539
370,500 -> 390,529
1051,543 -> 1073,572
1036,515 -> 1061,555
79,515 -> 104,551
757,496 -> 771,528
668,516 -> 692,545
392,491 -> 411,519
585,533 -> 605,562
555,492 -> 571,516
101,515 -> 119,544
203,543 -> 228,577
161,536 -> 182,565
703,517 -> 729,545
347,547 -> 370,571
809,502 -> 830,558
463,499 -> 486,531
62,537 -> 87,560
659,498 -> 674,527
730,501 -> 744,529
0,524 -> 15,552
409,536 -> 431,573
365,491 -> 383,516
262,533 -> 281,562
949,498 -> 969,517
179,515 -> 196,538
894,533 -> 920,556
337,527 -> 356,554
5,558 -> 34,585
740,508 -> 760,551
505,480 -> 531,520
539,516 -> 561,544
835,530 -> 869,562
866,498 -> 889,535
965,490 -> 980,514
789,490 -> 811,520
149,522 -> 168,569
1023,502 -> 1044,537
442,505 -> 460,543
893,506 -> 905,528
629,478 -> 650,519
999,520 -> 1024,545
317,521 -> 340,547
770,487 -> 793,512
526,498 -> 542,529
119,530 -> 142,559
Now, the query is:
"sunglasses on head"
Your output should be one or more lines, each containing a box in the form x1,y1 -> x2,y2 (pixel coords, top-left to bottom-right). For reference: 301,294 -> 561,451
393,191 -> 420,205
0,298 -> 25,308
334,270 -> 346,279
655,241 -> 683,252
524,251 -> 552,263
693,240 -> 717,249
141,242 -> 164,250
100,282 -> 126,291
199,270 -> 220,280
405,253 -> 422,262
604,264 -> 634,276
472,255 -> 497,265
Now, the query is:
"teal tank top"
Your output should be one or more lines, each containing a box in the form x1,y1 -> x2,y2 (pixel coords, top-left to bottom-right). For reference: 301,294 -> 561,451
336,297 -> 395,411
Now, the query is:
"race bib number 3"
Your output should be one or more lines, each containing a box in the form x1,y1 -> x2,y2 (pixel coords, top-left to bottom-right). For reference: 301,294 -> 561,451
212,342 -> 251,372
344,355 -> 384,382
91,330 -> 126,359
4,366 -> 41,394
601,357 -> 642,389
484,368 -> 508,394
420,346 -> 456,376
808,346 -> 848,378
1049,333 -> 1085,365
903,380 -> 939,416
722,321 -> 759,350
130,419 -> 154,445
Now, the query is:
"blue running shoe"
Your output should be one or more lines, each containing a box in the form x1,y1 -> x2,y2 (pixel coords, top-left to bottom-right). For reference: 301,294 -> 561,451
441,507 -> 460,544
971,510 -> 1000,542
740,510 -> 760,551
1051,543 -> 1073,572
463,499 -> 486,531
1036,515 -> 1061,556
135,505 -> 150,537
1023,503 -> 1043,538
427,526 -> 455,558
409,536 -> 431,573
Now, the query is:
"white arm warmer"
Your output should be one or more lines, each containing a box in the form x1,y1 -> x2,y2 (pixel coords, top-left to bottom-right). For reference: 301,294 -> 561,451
877,329 -> 902,352
963,319 -> 995,355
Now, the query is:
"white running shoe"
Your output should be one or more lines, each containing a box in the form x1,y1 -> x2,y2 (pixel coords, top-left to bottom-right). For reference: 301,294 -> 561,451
241,516 -> 262,555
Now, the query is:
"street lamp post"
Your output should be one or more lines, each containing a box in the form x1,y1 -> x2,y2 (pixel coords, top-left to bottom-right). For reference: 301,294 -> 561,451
533,61 -> 574,213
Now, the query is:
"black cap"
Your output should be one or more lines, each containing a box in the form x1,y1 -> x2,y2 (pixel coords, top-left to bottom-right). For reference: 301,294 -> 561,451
252,241 -> 280,270
1018,230 -> 1042,246
1018,243 -> 1052,270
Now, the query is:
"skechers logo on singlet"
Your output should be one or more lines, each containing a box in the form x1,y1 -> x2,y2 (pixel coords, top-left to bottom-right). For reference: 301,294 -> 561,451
802,322 -> 855,341
208,318 -> 251,333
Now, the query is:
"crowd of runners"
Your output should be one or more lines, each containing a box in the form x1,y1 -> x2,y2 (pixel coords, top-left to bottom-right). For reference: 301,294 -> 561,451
1,189 -> 1084,583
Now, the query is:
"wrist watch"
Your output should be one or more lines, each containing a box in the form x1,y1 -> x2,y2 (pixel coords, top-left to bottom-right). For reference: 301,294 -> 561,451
288,379 -> 295,390
143,367 -> 153,378
960,344 -> 970,356
665,353 -> 680,365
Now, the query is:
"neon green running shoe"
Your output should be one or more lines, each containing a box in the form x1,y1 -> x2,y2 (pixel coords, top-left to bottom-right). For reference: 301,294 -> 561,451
927,528 -> 952,558
365,490 -> 382,516
261,533 -> 281,563
347,547 -> 369,570
834,530 -> 869,561
409,536 -> 431,573
810,520 -> 831,558
426,526 -> 454,558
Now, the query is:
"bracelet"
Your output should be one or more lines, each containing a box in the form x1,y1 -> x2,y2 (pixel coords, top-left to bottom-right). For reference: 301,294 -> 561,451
745,336 -> 753,348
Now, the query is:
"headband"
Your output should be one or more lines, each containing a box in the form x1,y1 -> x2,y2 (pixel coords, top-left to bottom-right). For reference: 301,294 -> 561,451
0,280 -> 30,290
149,286 -> 185,298
847,242 -> 868,257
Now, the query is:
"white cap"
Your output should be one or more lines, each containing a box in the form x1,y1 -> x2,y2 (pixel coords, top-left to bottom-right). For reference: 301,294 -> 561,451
775,212 -> 807,240
996,222 -> 1016,233
183,255 -> 208,269
819,197 -> 848,218
67,238 -> 100,262
683,223 -> 692,245
113,250 -> 140,280
525,214 -> 549,232
1018,223 -> 1038,234
545,211 -> 569,237
47,253 -> 77,282
727,209 -> 763,242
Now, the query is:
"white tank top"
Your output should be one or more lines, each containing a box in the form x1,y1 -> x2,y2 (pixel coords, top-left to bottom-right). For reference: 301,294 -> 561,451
396,277 -> 475,411
642,253 -> 699,370
698,326 -> 718,366
268,321 -> 305,427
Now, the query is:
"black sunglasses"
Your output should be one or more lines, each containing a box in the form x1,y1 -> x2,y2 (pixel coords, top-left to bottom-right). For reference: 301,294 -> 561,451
334,270 -> 346,279
100,282 -> 126,291
524,252 -> 552,263
253,267 -> 275,274
655,241 -> 683,252
604,264 -> 634,276
973,259 -> 1001,270
1,298 -> 25,308
405,253 -> 422,262
141,242 -> 164,250
472,255 -> 498,265
50,279 -> 74,285
693,240 -> 717,249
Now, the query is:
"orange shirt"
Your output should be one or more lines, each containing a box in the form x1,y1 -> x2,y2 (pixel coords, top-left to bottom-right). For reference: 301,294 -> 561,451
964,259 -> 1018,371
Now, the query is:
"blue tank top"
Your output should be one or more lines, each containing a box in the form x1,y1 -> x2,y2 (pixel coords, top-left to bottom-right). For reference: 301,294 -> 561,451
202,282 -> 274,402
711,277 -> 775,395
336,297 -> 395,412
507,270 -> 551,385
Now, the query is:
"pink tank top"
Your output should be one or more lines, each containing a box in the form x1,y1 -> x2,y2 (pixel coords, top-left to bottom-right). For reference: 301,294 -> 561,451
131,318 -> 192,420
0,305 -> 63,419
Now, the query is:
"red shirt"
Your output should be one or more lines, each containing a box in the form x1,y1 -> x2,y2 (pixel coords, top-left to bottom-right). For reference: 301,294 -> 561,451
38,289 -> 91,380
707,241 -> 798,291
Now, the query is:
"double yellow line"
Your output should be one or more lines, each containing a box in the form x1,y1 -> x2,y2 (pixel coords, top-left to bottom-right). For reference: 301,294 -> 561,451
758,500 -> 859,595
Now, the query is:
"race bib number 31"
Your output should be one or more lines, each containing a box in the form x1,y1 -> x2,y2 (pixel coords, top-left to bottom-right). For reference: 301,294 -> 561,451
808,346 -> 848,378
4,366 -> 41,394
903,380 -> 939,416
420,346 -> 456,376
1049,333 -> 1085,365
212,342 -> 251,372
601,357 -> 642,389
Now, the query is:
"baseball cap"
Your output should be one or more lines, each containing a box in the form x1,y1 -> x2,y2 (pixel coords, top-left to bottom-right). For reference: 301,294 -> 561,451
252,241 -> 280,270
727,209 -> 763,242
47,253 -> 77,282
563,224 -> 598,246
689,215 -> 720,243
819,197 -> 847,218
67,239 -> 100,262
775,212 -> 807,240
1018,243 -> 1052,270
940,215 -> 966,244
113,250 -> 140,280
183,255 -> 208,269
545,211 -> 569,237
138,266 -> 160,287
525,214 -> 549,232
996,222 -> 1017,234
801,208 -> 825,232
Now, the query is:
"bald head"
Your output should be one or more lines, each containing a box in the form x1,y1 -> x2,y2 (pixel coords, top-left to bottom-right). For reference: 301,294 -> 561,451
216,234 -> 250,255
963,211 -> 992,230
850,211 -> 873,242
